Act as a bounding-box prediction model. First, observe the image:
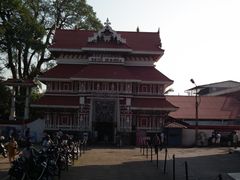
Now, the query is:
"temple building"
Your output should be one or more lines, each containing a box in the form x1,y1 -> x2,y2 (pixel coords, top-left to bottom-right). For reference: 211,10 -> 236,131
32,20 -> 177,144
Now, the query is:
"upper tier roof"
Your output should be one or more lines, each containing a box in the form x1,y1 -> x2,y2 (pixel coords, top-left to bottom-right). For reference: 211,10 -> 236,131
40,64 -> 173,84
50,29 -> 163,53
32,95 -> 177,111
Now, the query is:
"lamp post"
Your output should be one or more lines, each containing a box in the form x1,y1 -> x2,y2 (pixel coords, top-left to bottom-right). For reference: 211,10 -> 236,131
190,79 -> 199,146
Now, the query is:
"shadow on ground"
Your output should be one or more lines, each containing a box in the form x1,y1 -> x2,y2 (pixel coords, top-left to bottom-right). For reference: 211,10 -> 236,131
61,149 -> 240,180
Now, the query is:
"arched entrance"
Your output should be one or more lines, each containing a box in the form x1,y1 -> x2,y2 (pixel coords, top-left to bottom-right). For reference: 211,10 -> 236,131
93,100 -> 116,144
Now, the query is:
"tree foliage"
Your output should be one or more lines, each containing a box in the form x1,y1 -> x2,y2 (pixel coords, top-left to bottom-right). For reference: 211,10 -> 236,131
0,0 -> 102,80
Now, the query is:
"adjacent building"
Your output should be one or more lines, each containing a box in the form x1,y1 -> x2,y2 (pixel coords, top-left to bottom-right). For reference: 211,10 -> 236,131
167,81 -> 240,146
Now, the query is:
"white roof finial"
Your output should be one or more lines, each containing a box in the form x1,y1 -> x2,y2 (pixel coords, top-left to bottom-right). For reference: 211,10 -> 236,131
104,18 -> 111,27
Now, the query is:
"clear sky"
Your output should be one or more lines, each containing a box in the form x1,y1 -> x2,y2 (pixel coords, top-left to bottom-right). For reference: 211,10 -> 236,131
87,0 -> 240,95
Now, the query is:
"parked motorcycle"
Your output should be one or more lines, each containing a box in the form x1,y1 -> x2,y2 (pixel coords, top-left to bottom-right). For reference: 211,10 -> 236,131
0,136 -> 7,158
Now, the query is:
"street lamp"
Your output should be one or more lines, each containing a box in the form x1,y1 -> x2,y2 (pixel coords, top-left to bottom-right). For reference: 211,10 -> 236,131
190,79 -> 199,146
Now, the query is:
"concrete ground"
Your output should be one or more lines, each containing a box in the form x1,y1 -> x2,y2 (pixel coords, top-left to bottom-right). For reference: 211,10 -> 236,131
1,146 -> 240,180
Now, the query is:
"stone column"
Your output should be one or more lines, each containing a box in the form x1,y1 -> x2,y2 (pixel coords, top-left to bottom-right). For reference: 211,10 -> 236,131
24,87 -> 30,120
9,87 -> 16,120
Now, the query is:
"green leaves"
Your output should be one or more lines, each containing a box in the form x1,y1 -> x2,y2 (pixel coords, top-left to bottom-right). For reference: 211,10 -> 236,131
0,0 -> 102,80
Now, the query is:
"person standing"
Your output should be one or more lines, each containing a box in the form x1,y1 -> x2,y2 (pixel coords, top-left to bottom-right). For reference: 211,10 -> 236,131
6,137 -> 18,163
216,132 -> 221,146
233,131 -> 239,149
152,134 -> 160,154
160,132 -> 165,149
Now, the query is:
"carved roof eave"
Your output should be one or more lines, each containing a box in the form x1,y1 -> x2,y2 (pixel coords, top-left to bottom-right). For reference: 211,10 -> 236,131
131,107 -> 178,111
38,77 -> 172,85
88,25 -> 126,44
49,47 -> 164,55
31,104 -> 79,109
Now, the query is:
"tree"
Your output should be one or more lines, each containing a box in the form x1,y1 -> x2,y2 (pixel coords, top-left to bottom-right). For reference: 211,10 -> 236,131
0,0 -> 45,79
0,0 -> 102,120
0,0 -> 102,80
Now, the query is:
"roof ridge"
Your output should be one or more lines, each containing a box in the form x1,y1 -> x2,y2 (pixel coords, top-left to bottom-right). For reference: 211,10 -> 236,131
55,28 -> 159,34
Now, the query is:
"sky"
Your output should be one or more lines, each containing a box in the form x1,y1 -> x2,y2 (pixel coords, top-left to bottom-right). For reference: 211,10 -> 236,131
87,0 -> 240,95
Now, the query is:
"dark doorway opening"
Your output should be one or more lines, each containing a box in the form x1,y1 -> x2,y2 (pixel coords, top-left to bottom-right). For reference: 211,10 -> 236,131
93,100 -> 115,144
95,122 -> 114,143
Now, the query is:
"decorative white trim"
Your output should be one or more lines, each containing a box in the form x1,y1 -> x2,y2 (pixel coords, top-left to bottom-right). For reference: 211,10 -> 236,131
131,107 -> 177,111
70,77 -> 140,82
38,78 -> 72,81
57,59 -> 156,66
88,61 -> 124,65
125,61 -> 155,66
49,48 -> 83,52
81,47 -> 132,52
57,59 -> 88,64
43,94 -> 79,97
133,50 -> 164,55
50,47 -> 163,55
133,96 -> 166,99
38,77 -> 172,85
141,80 -> 173,84
88,56 -> 125,64
31,105 -> 79,109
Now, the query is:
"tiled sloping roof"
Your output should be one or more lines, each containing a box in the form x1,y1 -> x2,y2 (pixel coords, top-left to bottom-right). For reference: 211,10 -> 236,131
132,98 -> 178,111
32,95 -> 79,108
51,30 -> 92,49
119,31 -> 162,52
166,96 -> 240,120
127,66 -> 171,82
50,29 -> 162,52
72,64 -> 134,80
41,64 -> 86,79
40,64 -> 173,83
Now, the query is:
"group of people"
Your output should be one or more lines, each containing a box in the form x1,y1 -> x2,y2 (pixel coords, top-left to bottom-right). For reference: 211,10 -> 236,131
0,127 -> 33,163
139,132 -> 165,154
210,131 -> 222,145
209,130 -> 239,148
0,128 -> 76,163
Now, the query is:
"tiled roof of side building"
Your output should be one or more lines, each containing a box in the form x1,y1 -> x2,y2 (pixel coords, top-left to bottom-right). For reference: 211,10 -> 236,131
166,96 -> 240,120
50,29 -> 163,52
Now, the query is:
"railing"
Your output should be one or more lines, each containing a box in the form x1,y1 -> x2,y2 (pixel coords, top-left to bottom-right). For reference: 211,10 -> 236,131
45,124 -> 89,131
136,127 -> 163,131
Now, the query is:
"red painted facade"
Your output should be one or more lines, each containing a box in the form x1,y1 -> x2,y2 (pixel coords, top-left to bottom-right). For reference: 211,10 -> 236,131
32,21 -> 177,143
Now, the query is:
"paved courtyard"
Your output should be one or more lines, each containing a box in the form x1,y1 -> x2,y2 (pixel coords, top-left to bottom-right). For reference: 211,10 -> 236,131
0,147 -> 239,180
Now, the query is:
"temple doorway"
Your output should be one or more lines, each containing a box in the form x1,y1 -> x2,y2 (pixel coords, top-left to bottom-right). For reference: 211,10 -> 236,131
93,100 -> 116,144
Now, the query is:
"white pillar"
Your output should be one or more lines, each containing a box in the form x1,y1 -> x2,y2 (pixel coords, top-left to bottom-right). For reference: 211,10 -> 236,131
24,87 -> 30,120
9,88 -> 16,120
